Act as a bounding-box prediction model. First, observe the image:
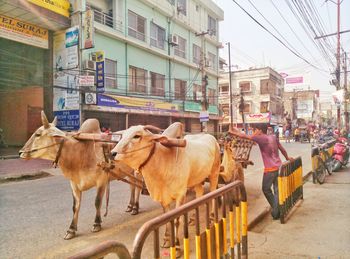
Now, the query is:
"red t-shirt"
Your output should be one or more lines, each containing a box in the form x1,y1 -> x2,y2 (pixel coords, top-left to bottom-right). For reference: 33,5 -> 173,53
252,134 -> 282,172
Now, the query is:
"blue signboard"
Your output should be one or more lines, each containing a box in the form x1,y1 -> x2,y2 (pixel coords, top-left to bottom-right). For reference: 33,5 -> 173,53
53,110 -> 80,131
96,61 -> 105,93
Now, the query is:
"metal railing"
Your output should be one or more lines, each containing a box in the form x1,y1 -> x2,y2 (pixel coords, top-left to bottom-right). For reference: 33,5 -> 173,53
278,156 -> 303,223
69,180 -> 248,259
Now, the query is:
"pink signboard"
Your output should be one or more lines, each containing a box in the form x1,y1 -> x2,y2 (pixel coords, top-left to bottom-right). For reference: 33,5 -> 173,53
286,76 -> 303,84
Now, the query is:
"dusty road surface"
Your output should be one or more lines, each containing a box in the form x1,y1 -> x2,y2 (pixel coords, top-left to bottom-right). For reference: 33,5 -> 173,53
249,169 -> 350,258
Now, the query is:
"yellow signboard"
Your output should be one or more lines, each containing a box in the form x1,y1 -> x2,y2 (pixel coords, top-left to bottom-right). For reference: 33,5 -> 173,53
0,14 -> 48,48
27,0 -> 70,17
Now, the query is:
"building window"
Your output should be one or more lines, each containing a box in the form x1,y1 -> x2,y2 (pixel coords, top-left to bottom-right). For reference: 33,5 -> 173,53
207,52 -> 217,70
177,0 -> 187,15
243,102 -> 251,113
175,79 -> 186,100
220,84 -> 229,94
129,66 -> 147,93
150,22 -> 165,49
174,35 -> 186,58
260,79 -> 269,94
260,102 -> 269,113
208,15 -> 217,36
208,88 -> 217,105
150,72 -> 165,96
239,81 -> 251,92
193,83 -> 201,102
128,10 -> 146,41
193,44 -> 201,65
105,59 -> 117,89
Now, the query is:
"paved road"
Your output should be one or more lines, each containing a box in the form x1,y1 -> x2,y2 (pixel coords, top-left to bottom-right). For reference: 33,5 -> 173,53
0,142 -> 314,258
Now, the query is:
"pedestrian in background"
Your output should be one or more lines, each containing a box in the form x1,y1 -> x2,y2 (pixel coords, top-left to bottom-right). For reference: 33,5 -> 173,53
285,129 -> 290,143
229,124 -> 293,220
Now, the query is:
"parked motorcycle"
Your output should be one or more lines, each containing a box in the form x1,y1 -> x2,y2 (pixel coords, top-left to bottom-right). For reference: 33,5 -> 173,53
331,137 -> 350,172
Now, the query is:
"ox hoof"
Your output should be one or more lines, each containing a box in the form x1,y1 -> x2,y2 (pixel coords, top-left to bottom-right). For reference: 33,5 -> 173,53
131,208 -> 139,215
125,205 -> 133,213
64,230 -> 76,240
91,224 -> 101,233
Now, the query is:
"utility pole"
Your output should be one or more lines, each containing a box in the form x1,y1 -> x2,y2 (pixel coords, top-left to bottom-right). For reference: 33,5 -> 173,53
196,31 -> 209,132
227,42 -> 234,130
336,0 -> 341,129
344,52 -> 348,130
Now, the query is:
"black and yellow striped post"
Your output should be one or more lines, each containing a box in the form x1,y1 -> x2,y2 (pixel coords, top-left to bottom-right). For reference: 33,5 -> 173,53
278,156 -> 303,223
311,146 -> 319,184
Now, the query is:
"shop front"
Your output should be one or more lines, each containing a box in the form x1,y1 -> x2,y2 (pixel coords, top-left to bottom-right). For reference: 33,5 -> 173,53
0,1 -> 70,146
83,93 -> 220,134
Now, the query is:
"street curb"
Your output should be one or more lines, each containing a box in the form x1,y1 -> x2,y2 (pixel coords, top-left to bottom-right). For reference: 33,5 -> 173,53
0,154 -> 20,160
0,171 -> 53,184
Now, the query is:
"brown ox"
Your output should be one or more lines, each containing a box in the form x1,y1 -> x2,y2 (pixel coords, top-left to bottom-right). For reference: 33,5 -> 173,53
19,111 -> 140,240
111,122 -> 220,247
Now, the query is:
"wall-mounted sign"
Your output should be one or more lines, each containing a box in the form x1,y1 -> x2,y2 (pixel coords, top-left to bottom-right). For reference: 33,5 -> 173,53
53,110 -> 80,131
83,9 -> 94,49
27,0 -> 71,17
65,26 -> 79,47
78,75 -> 95,86
97,94 -> 179,112
0,14 -> 48,49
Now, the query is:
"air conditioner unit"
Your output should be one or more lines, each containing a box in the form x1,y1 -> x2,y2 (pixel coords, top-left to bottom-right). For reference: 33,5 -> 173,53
82,60 -> 96,71
85,92 -> 96,105
205,60 -> 212,67
169,34 -> 179,46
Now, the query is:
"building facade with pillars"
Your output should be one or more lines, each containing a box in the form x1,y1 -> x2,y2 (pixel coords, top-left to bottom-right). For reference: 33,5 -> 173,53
56,0 -> 224,134
219,67 -> 284,132
0,0 -> 71,145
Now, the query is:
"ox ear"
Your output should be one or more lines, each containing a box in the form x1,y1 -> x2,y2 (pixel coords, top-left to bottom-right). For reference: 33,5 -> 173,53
52,116 -> 57,126
41,111 -> 50,129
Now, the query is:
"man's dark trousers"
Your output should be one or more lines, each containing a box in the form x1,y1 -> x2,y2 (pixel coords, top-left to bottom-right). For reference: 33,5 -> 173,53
262,170 -> 280,219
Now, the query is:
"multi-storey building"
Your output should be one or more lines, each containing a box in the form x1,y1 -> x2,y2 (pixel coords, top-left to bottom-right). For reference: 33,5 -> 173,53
283,90 -> 319,125
0,0 -> 224,146
219,67 -> 284,131
64,0 -> 224,134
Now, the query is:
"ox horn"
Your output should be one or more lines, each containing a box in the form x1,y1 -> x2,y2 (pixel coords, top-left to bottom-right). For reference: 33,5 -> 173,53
41,111 -> 50,129
144,125 -> 162,134
52,116 -> 58,126
157,136 -> 187,148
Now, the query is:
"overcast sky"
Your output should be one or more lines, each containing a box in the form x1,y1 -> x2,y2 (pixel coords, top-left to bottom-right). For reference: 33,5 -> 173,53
216,0 -> 350,99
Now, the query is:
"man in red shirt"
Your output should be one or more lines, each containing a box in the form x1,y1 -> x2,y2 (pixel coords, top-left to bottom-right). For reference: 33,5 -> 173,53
229,124 -> 293,219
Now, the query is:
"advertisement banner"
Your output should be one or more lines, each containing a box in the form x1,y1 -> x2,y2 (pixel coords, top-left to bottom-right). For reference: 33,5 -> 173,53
65,26 -> 79,47
245,113 -> 271,123
83,9 -> 94,49
27,0 -> 70,17
0,14 -> 48,49
332,89 -> 344,107
53,74 -> 79,111
97,94 -> 179,112
296,100 -> 314,119
53,110 -> 80,131
285,76 -> 304,84
66,45 -> 78,68
78,75 -> 95,87
96,61 -> 105,93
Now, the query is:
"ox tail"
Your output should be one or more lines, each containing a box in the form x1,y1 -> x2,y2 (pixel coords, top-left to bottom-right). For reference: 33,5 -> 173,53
104,179 -> 110,217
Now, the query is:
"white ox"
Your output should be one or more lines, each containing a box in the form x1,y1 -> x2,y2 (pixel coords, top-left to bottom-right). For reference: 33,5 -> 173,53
111,122 -> 221,247
19,111 -> 140,240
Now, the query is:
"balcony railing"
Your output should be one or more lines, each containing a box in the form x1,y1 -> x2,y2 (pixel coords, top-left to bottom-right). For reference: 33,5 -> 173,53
90,8 -> 124,33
